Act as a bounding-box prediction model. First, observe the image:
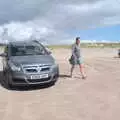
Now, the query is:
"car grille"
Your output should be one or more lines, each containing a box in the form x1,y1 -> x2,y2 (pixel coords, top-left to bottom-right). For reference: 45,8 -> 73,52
13,78 -> 27,83
22,64 -> 51,74
41,67 -> 50,71
27,77 -> 51,83
26,69 -> 38,73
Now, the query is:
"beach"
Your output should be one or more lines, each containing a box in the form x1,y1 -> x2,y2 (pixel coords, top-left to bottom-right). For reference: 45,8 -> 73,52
0,48 -> 120,120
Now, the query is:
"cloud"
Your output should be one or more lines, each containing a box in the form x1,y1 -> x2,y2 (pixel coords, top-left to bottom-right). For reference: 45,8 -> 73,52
50,0 -> 120,30
0,21 -> 56,43
0,0 -> 120,44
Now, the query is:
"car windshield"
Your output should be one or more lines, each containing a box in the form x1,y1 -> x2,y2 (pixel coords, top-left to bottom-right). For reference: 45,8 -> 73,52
10,43 -> 47,56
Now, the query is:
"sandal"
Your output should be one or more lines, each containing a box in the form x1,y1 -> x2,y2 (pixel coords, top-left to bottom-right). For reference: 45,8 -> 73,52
82,75 -> 87,79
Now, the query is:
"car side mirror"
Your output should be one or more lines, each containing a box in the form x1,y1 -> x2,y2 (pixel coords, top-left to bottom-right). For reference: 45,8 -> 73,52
0,53 -> 7,57
47,51 -> 52,55
45,47 -> 52,55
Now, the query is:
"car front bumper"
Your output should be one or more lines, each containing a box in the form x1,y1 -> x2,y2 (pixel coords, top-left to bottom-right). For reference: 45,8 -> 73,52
9,67 -> 59,86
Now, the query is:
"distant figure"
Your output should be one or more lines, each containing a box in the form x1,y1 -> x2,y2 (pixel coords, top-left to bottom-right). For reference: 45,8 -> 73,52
118,49 -> 120,58
69,37 -> 86,79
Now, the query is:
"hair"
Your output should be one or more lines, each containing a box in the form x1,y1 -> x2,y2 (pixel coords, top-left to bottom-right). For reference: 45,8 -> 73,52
76,37 -> 80,41
75,37 -> 80,44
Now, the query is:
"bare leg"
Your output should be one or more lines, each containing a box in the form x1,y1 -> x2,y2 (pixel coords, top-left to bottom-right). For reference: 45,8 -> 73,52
70,65 -> 75,77
79,64 -> 86,79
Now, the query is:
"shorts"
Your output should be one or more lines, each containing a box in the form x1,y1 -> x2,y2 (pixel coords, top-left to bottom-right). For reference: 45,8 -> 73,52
69,56 -> 83,65
76,58 -> 83,64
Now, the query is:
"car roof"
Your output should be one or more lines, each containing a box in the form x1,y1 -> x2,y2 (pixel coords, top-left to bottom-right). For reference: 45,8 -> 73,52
9,40 -> 41,46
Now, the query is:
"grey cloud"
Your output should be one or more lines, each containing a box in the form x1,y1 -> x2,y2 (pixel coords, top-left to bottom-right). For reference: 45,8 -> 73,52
54,0 -> 104,5
44,0 -> 120,30
0,0 -> 120,43
0,0 -> 54,24
0,0 -> 106,25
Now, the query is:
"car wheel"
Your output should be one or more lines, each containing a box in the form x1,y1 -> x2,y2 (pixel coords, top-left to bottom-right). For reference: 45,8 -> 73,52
48,81 -> 55,87
51,75 -> 59,85
4,71 -> 12,89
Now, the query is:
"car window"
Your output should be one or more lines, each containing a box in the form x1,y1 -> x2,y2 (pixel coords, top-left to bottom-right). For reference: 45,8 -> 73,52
4,46 -> 8,53
10,43 -> 46,56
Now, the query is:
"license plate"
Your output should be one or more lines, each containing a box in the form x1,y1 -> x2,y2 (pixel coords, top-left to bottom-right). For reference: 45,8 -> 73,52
31,74 -> 48,79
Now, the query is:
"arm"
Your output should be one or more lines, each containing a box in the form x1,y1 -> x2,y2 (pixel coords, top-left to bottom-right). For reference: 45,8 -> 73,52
72,45 -> 76,58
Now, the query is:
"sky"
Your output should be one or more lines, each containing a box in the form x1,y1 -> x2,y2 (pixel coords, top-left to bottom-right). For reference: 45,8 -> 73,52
70,25 -> 120,43
0,0 -> 120,44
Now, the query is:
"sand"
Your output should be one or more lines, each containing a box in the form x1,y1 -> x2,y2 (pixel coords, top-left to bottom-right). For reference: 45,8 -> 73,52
0,48 -> 120,120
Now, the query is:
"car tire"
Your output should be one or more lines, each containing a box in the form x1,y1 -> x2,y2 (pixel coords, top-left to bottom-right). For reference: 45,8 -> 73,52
49,81 -> 56,87
51,75 -> 59,85
4,70 -> 12,89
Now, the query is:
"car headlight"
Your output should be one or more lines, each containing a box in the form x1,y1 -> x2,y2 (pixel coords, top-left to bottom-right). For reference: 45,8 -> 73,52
9,62 -> 21,72
51,64 -> 59,71
51,64 -> 58,68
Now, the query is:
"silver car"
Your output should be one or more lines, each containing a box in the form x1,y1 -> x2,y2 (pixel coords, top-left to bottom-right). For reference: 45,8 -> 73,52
0,40 -> 59,87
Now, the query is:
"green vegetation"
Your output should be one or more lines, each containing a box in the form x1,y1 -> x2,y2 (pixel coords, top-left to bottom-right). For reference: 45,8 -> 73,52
0,43 -> 120,51
47,43 -> 120,49
47,45 -> 71,50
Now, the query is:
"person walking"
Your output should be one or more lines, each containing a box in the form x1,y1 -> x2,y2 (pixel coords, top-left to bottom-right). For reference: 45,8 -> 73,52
69,37 -> 86,79
118,49 -> 120,58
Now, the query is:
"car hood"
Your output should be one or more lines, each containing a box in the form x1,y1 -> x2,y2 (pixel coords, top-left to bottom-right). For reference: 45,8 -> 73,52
10,55 -> 55,65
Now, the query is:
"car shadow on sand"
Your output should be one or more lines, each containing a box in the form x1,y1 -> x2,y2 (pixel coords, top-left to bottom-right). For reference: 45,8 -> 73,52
114,56 -> 120,59
59,74 -> 71,78
0,71 -> 55,91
